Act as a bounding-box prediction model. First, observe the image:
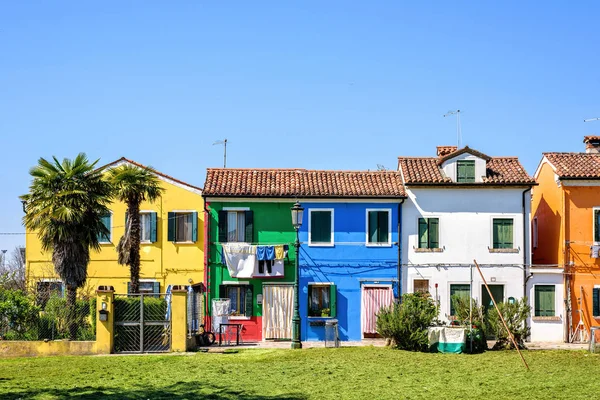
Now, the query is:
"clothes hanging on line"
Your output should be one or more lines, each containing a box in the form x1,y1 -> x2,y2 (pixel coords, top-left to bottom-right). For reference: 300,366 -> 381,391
222,243 -> 257,278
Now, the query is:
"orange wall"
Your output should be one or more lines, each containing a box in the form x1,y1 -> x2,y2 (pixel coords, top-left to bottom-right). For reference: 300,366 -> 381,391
532,161 -> 563,265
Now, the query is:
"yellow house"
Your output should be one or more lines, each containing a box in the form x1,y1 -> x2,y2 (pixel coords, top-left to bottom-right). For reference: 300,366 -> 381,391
25,157 -> 205,298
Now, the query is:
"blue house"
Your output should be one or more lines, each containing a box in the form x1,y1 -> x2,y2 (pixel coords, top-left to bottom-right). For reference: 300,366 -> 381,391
298,172 -> 405,341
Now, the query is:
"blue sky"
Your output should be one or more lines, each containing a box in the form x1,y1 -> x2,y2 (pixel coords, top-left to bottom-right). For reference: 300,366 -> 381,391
2,1 -> 600,251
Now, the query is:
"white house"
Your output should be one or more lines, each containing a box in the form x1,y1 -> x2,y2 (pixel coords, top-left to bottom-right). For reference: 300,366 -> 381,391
398,146 -> 536,333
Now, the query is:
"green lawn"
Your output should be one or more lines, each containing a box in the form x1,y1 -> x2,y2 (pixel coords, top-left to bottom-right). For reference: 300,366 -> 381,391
0,347 -> 598,399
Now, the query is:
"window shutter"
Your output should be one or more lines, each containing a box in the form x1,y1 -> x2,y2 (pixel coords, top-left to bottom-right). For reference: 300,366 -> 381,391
418,218 -> 428,248
457,162 -> 465,182
329,285 -> 337,318
150,212 -> 157,243
244,285 -> 253,317
429,218 -> 439,249
167,212 -> 176,242
505,220 -> 513,248
368,211 -> 378,243
466,162 -> 475,181
595,211 -> 600,242
378,211 -> 389,243
594,288 -> 600,317
218,210 -> 228,243
493,220 -> 500,248
244,211 -> 254,243
191,211 -> 198,242
219,284 -> 226,299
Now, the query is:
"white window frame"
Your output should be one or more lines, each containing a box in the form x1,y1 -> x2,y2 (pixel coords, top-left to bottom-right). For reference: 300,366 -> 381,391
139,210 -> 153,244
99,211 -> 113,244
490,216 -> 516,249
171,209 -> 196,243
365,208 -> 392,247
593,207 -> 600,244
308,208 -> 335,247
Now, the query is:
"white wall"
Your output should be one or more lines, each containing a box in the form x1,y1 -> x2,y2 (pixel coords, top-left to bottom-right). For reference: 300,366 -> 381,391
402,187 -> 531,323
527,270 -> 565,342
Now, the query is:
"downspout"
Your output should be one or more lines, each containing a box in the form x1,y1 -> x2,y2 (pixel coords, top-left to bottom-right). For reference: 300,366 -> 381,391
522,187 -> 532,299
203,199 -> 210,331
562,188 -> 570,343
397,198 -> 405,302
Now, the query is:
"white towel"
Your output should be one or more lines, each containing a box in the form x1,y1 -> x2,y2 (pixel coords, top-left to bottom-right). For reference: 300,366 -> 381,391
222,243 -> 257,278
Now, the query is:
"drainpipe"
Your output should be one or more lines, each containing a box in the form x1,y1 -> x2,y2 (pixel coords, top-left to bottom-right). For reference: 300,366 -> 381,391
203,199 -> 210,331
522,187 -> 532,299
397,199 -> 405,302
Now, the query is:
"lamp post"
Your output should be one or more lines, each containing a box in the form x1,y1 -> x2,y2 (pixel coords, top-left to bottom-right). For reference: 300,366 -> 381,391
290,201 -> 304,349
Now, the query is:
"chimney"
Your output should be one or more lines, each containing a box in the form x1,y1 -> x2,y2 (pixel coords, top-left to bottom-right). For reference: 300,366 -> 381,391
584,136 -> 600,153
437,146 -> 458,158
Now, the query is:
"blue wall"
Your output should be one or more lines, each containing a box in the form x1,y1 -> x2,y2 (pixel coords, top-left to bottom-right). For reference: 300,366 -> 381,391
298,202 -> 400,341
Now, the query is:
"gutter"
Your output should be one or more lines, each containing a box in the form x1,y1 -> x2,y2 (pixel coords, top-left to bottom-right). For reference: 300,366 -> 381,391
203,198 -> 210,331
397,199 -> 405,302
522,187 -> 532,299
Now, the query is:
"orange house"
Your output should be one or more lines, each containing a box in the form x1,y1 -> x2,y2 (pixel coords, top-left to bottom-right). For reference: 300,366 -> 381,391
533,136 -> 600,342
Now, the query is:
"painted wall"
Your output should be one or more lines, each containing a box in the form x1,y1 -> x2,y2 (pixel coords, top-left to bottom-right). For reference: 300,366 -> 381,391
25,179 -> 205,296
298,202 -> 400,341
205,201 -> 296,342
402,187 -> 530,323
527,270 -> 565,342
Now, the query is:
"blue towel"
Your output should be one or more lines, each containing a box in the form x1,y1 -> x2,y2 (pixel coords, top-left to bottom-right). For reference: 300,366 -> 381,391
266,246 -> 275,260
219,247 -> 226,264
257,246 -> 267,261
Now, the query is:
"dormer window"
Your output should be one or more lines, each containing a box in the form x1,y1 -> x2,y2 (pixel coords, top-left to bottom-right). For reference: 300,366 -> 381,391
457,160 -> 475,183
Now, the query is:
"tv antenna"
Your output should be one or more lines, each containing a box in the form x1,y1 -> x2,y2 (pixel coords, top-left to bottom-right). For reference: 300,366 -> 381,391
376,164 -> 386,171
584,117 -> 600,123
213,139 -> 228,168
443,109 -> 462,148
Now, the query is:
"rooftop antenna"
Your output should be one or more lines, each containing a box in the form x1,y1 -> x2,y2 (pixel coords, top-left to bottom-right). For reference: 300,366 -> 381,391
376,164 -> 386,171
213,139 -> 228,168
443,109 -> 462,147
584,117 -> 600,123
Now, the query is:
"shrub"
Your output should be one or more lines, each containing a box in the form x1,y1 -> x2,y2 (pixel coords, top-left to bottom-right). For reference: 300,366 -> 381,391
41,295 -> 95,340
376,292 -> 438,352
451,295 -> 487,353
0,288 -> 39,339
487,297 -> 530,350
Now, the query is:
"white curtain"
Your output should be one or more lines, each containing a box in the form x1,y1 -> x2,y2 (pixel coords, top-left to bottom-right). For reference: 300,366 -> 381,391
263,285 -> 293,339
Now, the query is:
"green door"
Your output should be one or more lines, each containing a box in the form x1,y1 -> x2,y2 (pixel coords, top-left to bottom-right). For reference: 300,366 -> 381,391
481,285 -> 504,312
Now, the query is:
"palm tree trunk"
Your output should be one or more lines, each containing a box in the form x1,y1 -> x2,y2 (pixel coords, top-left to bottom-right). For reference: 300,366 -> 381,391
66,284 -> 77,340
128,201 -> 142,294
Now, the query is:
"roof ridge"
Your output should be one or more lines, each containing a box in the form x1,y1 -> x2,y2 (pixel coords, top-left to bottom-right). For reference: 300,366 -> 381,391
207,168 -> 401,174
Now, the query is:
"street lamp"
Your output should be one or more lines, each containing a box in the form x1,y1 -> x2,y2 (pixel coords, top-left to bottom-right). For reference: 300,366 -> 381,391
290,201 -> 304,349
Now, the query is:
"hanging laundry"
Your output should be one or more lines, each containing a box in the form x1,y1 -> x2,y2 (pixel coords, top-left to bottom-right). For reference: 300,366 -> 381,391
592,245 -> 600,258
283,244 -> 289,259
256,246 -> 268,261
222,243 -> 257,278
266,246 -> 275,260
274,245 -> 285,260
258,259 -> 273,274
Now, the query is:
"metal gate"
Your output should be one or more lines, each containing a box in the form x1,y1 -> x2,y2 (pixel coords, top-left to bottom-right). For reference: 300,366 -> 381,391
114,294 -> 171,353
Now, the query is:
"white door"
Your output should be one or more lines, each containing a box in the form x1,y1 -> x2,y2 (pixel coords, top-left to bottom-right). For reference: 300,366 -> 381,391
362,285 -> 394,337
262,285 -> 293,339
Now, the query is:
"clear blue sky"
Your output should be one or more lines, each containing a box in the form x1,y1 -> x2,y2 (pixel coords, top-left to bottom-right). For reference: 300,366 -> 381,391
2,1 -> 600,251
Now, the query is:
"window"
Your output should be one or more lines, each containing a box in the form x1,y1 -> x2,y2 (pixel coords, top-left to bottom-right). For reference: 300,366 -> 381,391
450,284 -> 470,316
594,209 -> 600,243
308,284 -> 337,317
220,285 -> 253,317
139,212 -> 157,243
36,281 -> 64,307
98,213 -> 111,243
128,281 -> 160,297
414,279 -> 429,294
367,209 -> 390,245
493,218 -> 514,249
533,217 -> 538,249
592,288 -> 600,317
167,211 -> 198,243
218,210 -> 253,243
534,285 -> 555,317
309,209 -> 334,246
457,160 -> 475,183
418,218 -> 439,249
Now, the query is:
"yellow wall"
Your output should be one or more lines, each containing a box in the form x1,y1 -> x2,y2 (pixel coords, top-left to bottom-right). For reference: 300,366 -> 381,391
25,173 -> 204,295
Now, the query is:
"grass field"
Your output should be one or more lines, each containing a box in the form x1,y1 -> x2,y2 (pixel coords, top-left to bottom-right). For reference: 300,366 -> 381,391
0,347 -> 598,399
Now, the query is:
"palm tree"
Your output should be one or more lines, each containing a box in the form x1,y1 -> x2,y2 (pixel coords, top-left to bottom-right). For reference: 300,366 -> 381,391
108,164 -> 163,294
21,154 -> 112,339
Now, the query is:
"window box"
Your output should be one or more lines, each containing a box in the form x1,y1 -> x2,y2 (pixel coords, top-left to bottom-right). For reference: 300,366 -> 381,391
532,316 -> 561,322
488,248 -> 519,253
415,247 -> 444,253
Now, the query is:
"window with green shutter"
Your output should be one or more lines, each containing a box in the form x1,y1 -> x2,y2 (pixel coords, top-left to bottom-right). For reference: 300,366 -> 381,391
222,285 -> 252,316
534,285 -> 555,317
167,211 -> 198,242
98,213 -> 111,243
308,284 -> 336,317
457,160 -> 475,183
367,210 -> 390,245
594,210 -> 600,242
418,218 -> 439,249
592,288 -> 600,317
310,210 -> 333,245
450,284 -> 470,316
493,218 -> 514,249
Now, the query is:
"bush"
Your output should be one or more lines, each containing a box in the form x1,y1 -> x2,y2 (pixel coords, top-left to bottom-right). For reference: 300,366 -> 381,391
376,292 -> 438,352
38,295 -> 96,340
487,297 -> 530,350
450,295 -> 487,353
0,288 -> 39,340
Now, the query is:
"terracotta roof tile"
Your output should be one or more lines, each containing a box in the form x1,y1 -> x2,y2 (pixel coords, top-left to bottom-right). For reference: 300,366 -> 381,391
398,148 -> 534,185
203,169 -> 406,198
544,153 -> 600,179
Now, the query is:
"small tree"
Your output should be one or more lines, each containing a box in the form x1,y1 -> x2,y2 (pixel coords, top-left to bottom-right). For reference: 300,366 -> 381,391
377,293 -> 438,352
451,295 -> 487,353
0,288 -> 39,339
487,297 -> 531,350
